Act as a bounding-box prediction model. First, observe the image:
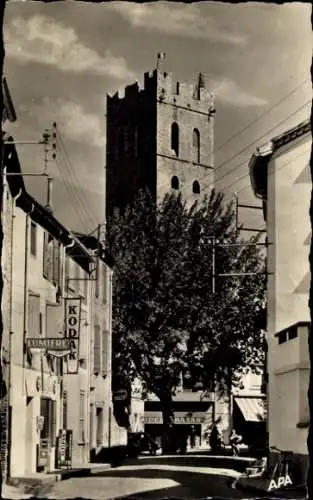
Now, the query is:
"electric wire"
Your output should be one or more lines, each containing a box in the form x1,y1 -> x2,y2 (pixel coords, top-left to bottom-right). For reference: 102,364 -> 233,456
54,130 -> 98,227
53,129 -> 99,231
213,78 -> 309,155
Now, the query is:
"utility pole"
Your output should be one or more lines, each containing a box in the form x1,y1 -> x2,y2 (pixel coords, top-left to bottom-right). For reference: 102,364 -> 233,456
209,229 -> 268,442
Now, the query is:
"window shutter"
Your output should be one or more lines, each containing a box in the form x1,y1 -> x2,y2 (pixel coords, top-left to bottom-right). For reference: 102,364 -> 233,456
43,232 -> 54,280
63,391 -> 68,429
52,240 -> 60,285
94,325 -> 101,374
102,265 -> 107,304
64,256 -> 69,292
84,272 -> 88,304
51,399 -> 57,444
28,294 -> 40,338
101,329 -> 109,377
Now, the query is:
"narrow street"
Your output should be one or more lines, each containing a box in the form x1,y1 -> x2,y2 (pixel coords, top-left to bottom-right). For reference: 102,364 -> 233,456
32,455 -> 247,499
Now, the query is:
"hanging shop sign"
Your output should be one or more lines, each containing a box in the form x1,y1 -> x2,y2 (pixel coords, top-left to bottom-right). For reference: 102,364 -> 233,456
64,298 -> 82,374
56,430 -> 67,469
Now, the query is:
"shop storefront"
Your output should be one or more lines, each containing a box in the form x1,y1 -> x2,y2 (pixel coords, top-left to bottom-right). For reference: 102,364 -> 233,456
144,402 -> 213,449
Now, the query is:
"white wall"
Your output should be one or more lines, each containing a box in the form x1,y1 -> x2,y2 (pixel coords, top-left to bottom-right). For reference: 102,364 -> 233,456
267,133 -> 311,454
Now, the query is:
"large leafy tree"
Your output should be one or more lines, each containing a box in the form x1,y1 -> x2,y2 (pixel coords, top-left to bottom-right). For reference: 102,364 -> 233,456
107,189 -> 266,449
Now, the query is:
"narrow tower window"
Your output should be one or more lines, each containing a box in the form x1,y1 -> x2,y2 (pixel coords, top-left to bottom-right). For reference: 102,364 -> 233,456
171,122 -> 179,157
117,128 -> 125,159
171,176 -> 179,190
192,180 -> 200,194
192,128 -> 200,164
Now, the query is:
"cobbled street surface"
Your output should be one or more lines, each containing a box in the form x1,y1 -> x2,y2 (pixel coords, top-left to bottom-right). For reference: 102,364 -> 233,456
27,455 -> 249,499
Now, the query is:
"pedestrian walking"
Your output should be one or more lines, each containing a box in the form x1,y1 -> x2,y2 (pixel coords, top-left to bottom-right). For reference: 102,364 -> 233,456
229,429 -> 242,456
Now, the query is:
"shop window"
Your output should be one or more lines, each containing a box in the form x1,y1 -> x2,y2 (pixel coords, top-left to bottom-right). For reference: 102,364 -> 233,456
192,180 -> 200,194
171,176 -> 179,190
30,221 -> 37,257
171,122 -> 179,156
192,128 -> 200,163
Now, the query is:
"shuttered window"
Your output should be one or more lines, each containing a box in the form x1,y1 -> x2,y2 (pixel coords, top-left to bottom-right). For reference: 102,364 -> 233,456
43,232 -> 54,281
102,265 -> 107,304
94,325 -> 101,374
83,272 -> 88,304
52,239 -> 60,285
62,391 -> 68,429
101,329 -> 109,378
79,390 -> 85,443
64,256 -> 70,292
28,293 -> 41,337
95,262 -> 100,299
30,222 -> 37,257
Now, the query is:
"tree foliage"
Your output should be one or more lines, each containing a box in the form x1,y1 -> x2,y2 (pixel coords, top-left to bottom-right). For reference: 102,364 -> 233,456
107,189 -> 266,407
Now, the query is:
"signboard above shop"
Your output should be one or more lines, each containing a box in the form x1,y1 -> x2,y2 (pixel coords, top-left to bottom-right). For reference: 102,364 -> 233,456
113,389 -> 128,402
26,338 -> 70,350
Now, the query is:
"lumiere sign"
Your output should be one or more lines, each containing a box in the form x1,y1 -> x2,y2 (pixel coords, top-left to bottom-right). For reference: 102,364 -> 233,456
26,297 -> 82,375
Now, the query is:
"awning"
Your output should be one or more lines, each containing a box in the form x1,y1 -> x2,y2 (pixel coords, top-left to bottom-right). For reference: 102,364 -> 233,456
144,410 -> 213,426
234,397 -> 265,422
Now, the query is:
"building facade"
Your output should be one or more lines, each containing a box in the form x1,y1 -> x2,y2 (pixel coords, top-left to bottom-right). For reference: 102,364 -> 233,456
73,234 -> 128,462
0,77 -> 17,481
2,138 -> 127,479
106,67 -> 215,218
249,119 -> 311,481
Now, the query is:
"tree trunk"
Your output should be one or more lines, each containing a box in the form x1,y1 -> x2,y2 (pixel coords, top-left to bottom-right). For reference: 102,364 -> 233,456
0,2 -> 6,496
161,396 -> 175,454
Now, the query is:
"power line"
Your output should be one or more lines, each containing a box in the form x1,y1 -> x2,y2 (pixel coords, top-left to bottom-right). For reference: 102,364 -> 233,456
213,78 -> 309,155
184,99 -> 311,204
53,127 -> 99,231
54,145 -> 95,231
224,147 -> 310,196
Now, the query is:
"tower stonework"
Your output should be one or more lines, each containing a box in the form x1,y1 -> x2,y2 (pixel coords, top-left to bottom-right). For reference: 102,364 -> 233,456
106,68 -> 215,218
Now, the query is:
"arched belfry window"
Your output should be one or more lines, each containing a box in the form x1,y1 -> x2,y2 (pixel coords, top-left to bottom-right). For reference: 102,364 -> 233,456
171,176 -> 179,190
192,180 -> 200,194
193,128 -> 200,164
171,122 -> 179,156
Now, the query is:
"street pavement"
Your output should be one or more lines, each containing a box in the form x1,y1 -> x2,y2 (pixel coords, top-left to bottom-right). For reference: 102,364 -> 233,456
10,455 -> 254,499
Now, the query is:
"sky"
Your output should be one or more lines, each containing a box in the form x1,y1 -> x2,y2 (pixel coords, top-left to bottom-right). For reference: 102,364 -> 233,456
3,1 -> 312,234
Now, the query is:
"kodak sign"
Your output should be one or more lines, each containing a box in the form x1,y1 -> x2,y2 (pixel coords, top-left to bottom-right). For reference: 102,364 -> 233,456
64,297 -> 82,374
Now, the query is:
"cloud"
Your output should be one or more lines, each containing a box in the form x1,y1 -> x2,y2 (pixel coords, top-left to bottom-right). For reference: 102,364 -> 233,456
211,78 -> 268,108
106,2 -> 248,46
5,14 -> 135,80
29,97 -> 105,148
58,101 -> 105,148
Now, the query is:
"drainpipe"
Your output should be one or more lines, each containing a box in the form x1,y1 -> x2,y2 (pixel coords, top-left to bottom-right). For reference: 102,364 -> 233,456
22,203 -> 35,395
7,188 -> 22,479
